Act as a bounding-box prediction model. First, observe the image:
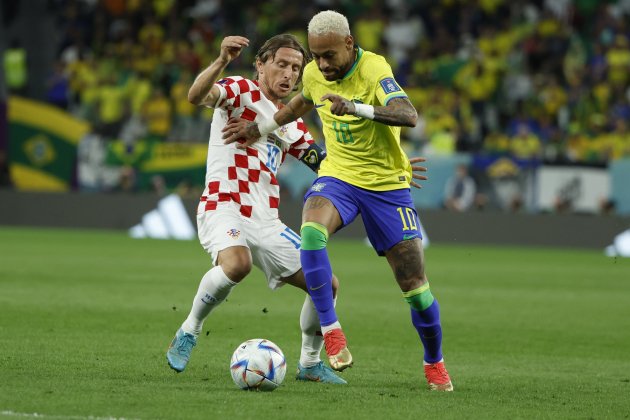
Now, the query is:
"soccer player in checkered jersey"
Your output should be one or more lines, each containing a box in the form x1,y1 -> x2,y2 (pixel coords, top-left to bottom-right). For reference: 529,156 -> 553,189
223,11 -> 453,391
166,34 -> 347,384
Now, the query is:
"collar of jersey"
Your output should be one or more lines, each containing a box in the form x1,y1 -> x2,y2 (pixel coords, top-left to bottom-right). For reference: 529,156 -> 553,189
341,46 -> 364,80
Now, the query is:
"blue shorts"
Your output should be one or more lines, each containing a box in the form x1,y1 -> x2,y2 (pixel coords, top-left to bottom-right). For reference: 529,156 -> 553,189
304,176 -> 422,256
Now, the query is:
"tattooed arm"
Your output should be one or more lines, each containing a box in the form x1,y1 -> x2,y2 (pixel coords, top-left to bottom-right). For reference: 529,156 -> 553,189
320,94 -> 418,127
222,94 -> 314,148
373,97 -> 418,127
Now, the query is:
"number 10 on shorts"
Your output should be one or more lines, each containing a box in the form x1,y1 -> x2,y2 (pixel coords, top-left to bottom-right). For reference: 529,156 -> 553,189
397,207 -> 418,231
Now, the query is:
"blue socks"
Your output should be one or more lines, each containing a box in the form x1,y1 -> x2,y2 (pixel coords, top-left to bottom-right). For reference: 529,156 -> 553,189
411,300 -> 443,363
300,248 -> 338,326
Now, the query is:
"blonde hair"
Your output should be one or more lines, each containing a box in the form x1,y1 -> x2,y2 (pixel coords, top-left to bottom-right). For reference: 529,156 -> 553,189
308,10 -> 350,37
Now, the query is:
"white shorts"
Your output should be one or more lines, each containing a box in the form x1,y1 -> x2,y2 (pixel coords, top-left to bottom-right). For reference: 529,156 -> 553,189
197,208 -> 302,290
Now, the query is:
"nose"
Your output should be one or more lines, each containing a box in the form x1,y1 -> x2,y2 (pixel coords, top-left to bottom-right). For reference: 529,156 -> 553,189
317,58 -> 329,71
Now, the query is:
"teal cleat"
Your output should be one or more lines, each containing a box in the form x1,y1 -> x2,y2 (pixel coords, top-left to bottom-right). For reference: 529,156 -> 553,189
296,361 -> 347,384
166,329 -> 197,373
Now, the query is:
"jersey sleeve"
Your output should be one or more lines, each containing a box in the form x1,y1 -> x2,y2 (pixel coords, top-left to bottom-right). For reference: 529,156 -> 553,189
371,58 -> 408,106
286,119 -> 314,159
212,76 -> 253,109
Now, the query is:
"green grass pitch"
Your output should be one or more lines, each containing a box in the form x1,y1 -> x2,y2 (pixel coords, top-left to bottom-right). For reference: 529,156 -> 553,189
1,226 -> 629,419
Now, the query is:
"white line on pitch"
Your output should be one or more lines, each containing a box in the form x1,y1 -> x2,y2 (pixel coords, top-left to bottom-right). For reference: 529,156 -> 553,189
0,410 -> 139,420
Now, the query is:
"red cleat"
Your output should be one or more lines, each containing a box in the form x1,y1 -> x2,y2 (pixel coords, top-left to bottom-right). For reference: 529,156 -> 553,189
323,328 -> 353,371
424,361 -> 453,391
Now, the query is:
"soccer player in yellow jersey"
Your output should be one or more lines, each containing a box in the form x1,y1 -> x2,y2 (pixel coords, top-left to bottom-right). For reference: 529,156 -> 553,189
224,10 -> 453,391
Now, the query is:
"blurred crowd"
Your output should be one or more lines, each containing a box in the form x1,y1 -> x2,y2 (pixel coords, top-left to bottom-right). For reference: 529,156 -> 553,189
5,0 -> 630,178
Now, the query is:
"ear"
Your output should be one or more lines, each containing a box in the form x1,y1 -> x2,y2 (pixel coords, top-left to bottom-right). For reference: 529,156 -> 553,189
256,59 -> 264,74
345,35 -> 354,51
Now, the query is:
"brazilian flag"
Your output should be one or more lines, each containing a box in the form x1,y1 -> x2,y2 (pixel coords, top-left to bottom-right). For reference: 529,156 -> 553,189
138,142 -> 207,190
106,140 -> 207,191
8,97 -> 90,191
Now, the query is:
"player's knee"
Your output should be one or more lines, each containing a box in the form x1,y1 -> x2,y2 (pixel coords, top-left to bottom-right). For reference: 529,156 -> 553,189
219,253 -> 252,282
300,222 -> 328,250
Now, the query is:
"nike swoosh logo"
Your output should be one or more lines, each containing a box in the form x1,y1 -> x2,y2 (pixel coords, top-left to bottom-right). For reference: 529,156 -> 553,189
403,234 -> 418,240
309,283 -> 327,291
314,104 -> 325,108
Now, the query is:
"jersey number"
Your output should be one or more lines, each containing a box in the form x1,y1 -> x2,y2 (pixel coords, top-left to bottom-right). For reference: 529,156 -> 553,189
397,207 -> 418,231
266,143 -> 281,173
332,121 -> 354,144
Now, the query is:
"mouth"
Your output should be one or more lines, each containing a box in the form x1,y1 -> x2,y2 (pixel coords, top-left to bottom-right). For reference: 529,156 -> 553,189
321,69 -> 336,79
279,82 -> 291,91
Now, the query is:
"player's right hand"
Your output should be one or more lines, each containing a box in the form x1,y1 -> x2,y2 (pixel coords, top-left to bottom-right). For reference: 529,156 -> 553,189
223,118 -> 261,149
321,93 -> 355,116
219,36 -> 249,63
409,156 -> 428,189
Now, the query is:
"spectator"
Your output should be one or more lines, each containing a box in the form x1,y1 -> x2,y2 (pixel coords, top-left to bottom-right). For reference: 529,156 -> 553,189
142,87 -> 172,141
170,71 -> 197,142
46,61 -> 70,109
3,39 -> 27,95
509,123 -> 542,160
444,164 -> 477,212
95,74 -> 128,139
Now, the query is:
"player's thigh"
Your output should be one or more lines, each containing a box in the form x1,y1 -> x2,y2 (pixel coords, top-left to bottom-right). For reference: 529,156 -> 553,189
358,188 -> 423,257
303,176 -> 359,233
197,209 -> 251,266
246,220 -> 302,290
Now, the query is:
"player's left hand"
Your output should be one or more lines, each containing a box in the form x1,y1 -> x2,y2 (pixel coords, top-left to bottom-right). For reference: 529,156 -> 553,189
321,94 -> 356,116
409,156 -> 428,189
223,118 -> 261,149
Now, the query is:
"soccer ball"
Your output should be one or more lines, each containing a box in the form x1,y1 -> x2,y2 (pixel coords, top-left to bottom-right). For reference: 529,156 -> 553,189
230,338 -> 286,391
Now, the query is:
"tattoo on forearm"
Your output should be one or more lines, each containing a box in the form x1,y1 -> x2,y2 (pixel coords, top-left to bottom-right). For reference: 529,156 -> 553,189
373,98 -> 418,127
278,96 -> 309,126
246,122 -> 261,138
282,101 -> 299,124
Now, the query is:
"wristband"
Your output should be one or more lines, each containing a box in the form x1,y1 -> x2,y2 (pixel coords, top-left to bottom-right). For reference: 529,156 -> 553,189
258,118 -> 280,136
354,103 -> 375,120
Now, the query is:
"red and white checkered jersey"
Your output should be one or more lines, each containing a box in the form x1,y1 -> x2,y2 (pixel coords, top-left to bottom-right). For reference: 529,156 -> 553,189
198,76 -> 314,221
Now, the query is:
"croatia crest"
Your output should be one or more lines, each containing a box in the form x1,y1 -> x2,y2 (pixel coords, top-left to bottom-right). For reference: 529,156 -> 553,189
227,228 -> 241,239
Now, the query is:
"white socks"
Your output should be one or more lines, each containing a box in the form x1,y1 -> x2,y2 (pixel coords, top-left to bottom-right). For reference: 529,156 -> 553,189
299,295 -> 337,368
181,267 -> 339,369
181,266 -> 236,336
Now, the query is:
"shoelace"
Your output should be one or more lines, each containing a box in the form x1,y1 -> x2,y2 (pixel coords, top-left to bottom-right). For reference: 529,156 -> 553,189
324,329 -> 346,355
177,334 -> 196,355
426,363 -> 449,380
308,361 -> 325,372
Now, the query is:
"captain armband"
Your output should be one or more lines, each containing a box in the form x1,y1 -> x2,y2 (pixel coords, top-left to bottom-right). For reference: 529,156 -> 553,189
299,143 -> 327,172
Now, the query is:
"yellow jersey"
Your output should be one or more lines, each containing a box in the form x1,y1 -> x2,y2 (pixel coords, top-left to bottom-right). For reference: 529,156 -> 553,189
302,47 -> 412,191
